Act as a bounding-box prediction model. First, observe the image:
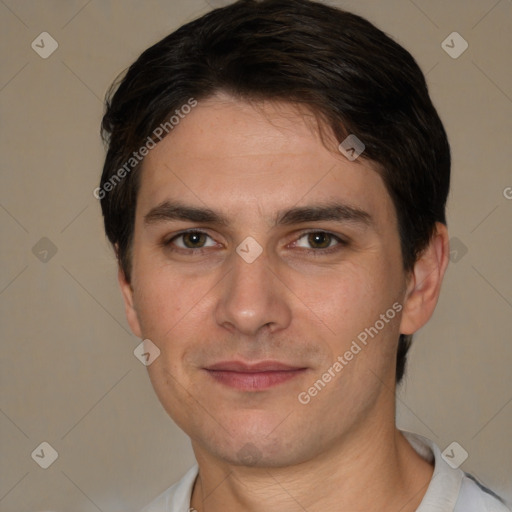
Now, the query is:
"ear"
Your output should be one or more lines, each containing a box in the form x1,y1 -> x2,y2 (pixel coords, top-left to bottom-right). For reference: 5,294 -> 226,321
399,222 -> 450,335
118,265 -> 143,339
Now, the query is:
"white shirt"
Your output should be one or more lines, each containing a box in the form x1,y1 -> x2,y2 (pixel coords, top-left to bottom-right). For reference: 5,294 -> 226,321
141,432 -> 510,512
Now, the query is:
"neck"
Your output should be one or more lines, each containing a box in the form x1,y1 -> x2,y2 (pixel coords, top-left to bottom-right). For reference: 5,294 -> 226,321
190,423 -> 433,512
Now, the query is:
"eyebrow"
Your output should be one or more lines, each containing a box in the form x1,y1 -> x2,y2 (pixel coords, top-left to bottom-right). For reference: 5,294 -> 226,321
275,203 -> 372,227
144,202 -> 229,226
143,200 -> 372,228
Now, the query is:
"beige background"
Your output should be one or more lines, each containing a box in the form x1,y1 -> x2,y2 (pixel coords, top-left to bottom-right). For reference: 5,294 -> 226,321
1,0 -> 511,510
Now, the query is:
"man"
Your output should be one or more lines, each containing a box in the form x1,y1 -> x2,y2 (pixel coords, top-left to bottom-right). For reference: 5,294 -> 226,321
98,0 -> 509,510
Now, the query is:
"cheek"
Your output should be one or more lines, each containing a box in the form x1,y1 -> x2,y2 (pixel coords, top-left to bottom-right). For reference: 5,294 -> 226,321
293,261 -> 393,327
294,261 -> 405,377
133,276 -> 178,337
130,258 -> 222,378
132,258 -> 203,337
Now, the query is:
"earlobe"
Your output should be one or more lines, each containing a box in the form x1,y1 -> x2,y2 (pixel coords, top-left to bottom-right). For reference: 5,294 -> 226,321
118,265 -> 143,338
399,223 -> 450,335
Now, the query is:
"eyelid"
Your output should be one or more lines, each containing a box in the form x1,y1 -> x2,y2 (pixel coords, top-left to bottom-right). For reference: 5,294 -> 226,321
161,228 -> 348,253
286,230 -> 349,254
163,229 -> 218,249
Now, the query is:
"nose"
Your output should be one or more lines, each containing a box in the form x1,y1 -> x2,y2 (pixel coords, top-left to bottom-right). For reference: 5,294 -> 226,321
214,247 -> 292,337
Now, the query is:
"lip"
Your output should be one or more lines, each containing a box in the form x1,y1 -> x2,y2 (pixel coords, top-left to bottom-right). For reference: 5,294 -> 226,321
204,360 -> 307,391
206,360 -> 304,372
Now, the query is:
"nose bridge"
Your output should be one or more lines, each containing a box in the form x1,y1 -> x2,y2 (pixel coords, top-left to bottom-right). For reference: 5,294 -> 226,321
215,249 -> 291,335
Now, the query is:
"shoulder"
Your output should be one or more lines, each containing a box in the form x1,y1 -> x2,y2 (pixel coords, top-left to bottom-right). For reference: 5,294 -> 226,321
401,431 -> 510,512
140,465 -> 199,512
455,474 -> 511,512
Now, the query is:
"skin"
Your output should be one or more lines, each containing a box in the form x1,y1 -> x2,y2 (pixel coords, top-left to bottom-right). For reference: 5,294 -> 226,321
119,94 -> 450,511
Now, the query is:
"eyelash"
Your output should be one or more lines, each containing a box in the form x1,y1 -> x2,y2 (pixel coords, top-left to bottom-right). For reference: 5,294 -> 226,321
292,230 -> 347,255
162,229 -> 347,255
162,229 -> 217,254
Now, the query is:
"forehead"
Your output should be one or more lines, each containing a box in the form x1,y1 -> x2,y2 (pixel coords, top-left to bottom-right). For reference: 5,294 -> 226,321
137,95 -> 395,225
162,95 -> 331,159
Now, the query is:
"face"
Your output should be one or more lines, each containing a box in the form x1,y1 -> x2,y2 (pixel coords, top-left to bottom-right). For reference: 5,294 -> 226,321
121,95 -> 414,467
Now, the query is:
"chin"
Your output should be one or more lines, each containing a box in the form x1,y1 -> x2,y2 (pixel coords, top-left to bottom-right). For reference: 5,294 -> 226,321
195,419 -> 313,469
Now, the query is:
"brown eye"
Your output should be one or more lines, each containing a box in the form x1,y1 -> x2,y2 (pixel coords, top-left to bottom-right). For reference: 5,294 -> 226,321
169,231 -> 216,250
291,231 -> 346,253
182,232 -> 208,248
307,232 -> 333,249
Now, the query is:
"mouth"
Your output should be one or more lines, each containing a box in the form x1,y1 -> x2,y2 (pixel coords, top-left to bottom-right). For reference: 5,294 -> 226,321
203,360 -> 308,391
